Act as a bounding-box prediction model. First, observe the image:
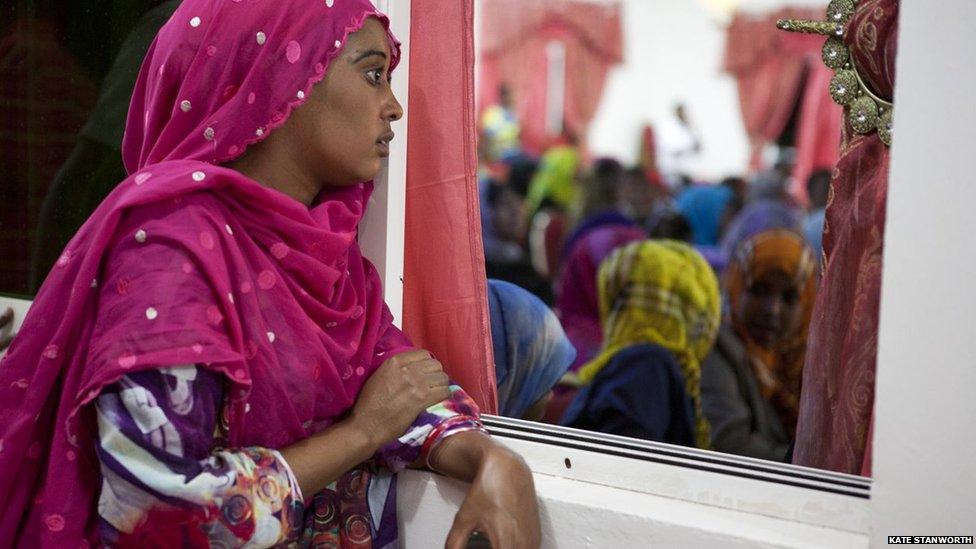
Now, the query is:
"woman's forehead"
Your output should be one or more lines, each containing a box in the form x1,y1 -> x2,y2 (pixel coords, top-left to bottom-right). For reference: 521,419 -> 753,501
346,17 -> 392,55
751,268 -> 794,287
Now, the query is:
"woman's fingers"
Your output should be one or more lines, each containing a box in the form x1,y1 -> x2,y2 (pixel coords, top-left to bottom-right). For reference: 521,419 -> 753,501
389,349 -> 430,367
416,358 -> 445,374
445,516 -> 478,549
423,371 -> 450,389
481,522 -> 506,549
447,509 -> 519,549
446,519 -> 502,549
434,383 -> 453,402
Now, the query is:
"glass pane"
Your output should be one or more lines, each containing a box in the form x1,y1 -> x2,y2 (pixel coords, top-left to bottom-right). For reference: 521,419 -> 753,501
476,0 -> 892,478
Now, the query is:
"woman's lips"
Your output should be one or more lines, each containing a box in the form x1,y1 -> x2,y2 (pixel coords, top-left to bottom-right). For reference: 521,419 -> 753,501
376,130 -> 394,157
748,323 -> 780,345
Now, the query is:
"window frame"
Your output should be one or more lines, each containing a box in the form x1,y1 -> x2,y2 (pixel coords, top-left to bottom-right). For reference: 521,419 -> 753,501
357,0 -> 411,329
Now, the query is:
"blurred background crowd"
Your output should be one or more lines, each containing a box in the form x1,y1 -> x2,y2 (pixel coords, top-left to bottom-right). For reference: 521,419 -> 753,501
477,0 -> 843,462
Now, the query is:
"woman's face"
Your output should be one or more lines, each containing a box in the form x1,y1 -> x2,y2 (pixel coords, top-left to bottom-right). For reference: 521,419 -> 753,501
493,186 -> 527,242
735,269 -> 803,348
289,17 -> 403,186
617,173 -> 656,220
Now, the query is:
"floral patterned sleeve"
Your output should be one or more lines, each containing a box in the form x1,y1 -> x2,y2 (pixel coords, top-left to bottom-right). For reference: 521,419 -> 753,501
94,365 -> 304,547
376,382 -> 488,472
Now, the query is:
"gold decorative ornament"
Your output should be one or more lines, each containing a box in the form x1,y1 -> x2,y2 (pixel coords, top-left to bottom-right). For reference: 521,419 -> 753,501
821,37 -> 849,70
829,70 -> 858,106
777,0 -> 893,146
849,96 -> 879,134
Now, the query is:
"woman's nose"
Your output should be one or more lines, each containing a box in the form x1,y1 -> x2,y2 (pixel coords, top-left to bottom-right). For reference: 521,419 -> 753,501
385,91 -> 404,122
765,297 -> 785,320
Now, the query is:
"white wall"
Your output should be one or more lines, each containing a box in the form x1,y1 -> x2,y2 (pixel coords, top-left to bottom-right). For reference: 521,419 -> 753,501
872,0 -> 976,543
586,0 -> 826,179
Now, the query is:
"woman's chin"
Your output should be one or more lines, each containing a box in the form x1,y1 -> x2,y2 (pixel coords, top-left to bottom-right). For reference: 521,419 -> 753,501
356,160 -> 383,182
325,165 -> 380,187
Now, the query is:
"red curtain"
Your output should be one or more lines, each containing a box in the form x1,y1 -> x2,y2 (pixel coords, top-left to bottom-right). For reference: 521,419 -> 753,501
402,0 -> 497,413
791,62 -> 843,202
724,8 -> 842,203
478,0 -> 623,155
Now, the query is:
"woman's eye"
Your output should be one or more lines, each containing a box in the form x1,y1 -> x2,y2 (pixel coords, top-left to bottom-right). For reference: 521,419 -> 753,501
366,68 -> 384,85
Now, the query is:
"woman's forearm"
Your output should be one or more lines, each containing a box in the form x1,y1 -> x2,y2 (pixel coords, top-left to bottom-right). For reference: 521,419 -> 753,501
280,416 -> 379,498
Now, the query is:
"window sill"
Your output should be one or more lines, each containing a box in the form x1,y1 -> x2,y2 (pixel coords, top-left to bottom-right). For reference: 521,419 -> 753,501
396,416 -> 870,548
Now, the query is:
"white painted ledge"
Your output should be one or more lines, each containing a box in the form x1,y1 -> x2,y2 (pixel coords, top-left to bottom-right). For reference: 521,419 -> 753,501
397,469 -> 867,549
399,420 -> 868,548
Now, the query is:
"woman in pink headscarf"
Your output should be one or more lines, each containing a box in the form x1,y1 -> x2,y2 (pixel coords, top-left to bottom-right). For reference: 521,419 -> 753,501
0,1 -> 539,547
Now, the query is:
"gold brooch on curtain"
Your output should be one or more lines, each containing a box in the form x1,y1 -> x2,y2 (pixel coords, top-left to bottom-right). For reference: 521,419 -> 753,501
776,0 -> 893,146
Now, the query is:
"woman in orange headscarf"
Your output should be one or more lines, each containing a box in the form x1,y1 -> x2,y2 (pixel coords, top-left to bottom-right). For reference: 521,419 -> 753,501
702,229 -> 817,461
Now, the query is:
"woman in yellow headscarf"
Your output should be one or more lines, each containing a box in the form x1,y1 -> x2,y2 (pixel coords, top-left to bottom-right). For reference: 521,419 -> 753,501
524,144 -> 582,279
560,240 -> 721,449
701,229 -> 816,461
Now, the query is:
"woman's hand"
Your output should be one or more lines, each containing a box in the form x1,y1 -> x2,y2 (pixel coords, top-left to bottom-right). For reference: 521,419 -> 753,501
350,349 -> 452,448
432,432 -> 542,549
282,348 -> 450,497
0,307 -> 16,351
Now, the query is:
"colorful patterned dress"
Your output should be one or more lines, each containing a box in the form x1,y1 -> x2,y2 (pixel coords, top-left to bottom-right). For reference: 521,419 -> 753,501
95,365 -> 483,547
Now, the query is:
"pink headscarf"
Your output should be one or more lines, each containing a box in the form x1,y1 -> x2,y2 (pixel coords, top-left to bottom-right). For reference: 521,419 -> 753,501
0,1 -> 411,544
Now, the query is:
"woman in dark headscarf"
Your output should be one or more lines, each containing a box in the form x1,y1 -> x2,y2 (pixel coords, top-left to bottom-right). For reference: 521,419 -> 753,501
488,280 -> 576,420
702,229 -> 817,461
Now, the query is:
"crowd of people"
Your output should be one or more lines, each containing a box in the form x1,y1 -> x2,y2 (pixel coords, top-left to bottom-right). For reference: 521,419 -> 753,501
480,101 -> 832,462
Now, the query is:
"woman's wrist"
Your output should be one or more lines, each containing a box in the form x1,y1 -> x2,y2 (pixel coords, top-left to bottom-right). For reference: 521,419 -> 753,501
347,406 -> 403,452
428,430 -> 520,483
280,416 -> 381,498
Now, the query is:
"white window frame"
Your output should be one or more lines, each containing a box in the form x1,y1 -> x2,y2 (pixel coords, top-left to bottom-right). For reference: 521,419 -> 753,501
395,2 -> 975,546
358,0 -> 412,328
5,1 -> 974,546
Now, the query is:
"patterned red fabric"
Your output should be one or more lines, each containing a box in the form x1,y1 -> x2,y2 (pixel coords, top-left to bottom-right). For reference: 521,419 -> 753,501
477,0 -> 623,155
793,0 -> 899,476
402,0 -> 498,412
